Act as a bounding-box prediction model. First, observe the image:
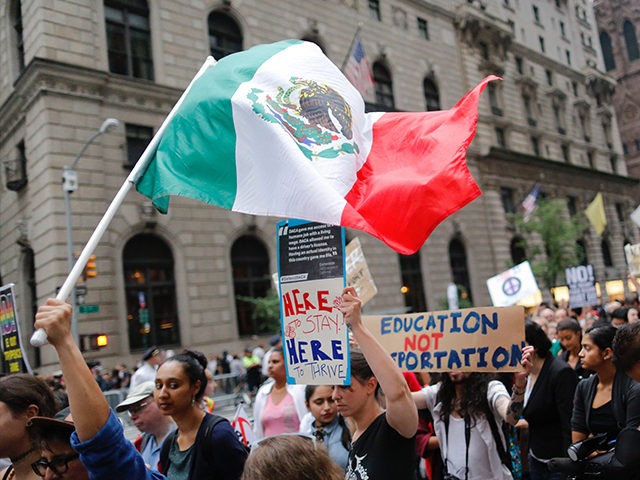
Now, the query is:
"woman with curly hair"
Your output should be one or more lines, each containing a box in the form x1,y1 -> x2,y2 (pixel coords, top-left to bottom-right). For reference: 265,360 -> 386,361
413,354 -> 531,479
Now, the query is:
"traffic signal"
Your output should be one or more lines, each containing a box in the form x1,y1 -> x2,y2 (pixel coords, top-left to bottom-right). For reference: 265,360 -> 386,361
80,333 -> 108,352
83,254 -> 97,280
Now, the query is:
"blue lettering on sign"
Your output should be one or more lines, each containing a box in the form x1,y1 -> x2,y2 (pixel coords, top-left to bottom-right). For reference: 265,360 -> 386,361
286,338 -> 345,364
390,344 -> 523,371
378,311 -> 500,335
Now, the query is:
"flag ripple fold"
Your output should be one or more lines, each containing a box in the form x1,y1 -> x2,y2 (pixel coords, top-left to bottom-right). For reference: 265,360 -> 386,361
134,40 -> 495,254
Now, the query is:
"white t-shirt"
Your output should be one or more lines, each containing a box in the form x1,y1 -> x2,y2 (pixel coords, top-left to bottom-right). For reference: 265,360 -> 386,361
446,416 -> 495,480
422,380 -> 512,480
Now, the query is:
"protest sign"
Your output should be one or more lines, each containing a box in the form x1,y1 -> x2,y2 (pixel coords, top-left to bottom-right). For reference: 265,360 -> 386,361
362,306 -> 525,372
345,237 -> 377,306
566,264 -> 598,308
277,220 -> 349,385
487,261 -> 539,307
1,284 -> 32,374
624,243 -> 640,276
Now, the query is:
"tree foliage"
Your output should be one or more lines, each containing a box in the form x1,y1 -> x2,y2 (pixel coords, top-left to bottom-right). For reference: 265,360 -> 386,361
236,289 -> 281,333
512,198 -> 587,291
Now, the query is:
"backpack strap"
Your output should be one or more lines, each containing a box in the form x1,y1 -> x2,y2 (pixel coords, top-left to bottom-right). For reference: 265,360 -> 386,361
481,397 -> 513,472
159,428 -> 178,474
159,414 -> 227,475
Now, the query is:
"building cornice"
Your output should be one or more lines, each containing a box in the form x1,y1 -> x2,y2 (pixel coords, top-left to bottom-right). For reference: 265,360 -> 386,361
0,57 -> 181,145
480,147 -> 639,190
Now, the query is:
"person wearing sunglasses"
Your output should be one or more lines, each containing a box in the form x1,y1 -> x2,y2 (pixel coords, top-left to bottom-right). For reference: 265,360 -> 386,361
241,433 -> 344,480
334,287 -> 419,480
33,298 -> 166,480
115,381 -> 175,469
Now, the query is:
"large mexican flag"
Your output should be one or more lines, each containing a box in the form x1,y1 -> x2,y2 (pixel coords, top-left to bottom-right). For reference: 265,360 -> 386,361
134,40 -> 493,254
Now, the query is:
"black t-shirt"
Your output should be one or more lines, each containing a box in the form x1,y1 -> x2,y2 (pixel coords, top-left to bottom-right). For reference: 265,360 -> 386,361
345,413 -> 416,480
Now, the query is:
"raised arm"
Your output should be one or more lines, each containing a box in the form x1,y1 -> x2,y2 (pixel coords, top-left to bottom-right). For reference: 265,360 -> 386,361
495,345 -> 531,426
34,298 -> 111,442
339,287 -> 418,438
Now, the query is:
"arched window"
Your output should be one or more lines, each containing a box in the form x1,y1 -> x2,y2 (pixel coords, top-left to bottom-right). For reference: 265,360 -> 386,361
601,239 -> 613,267
423,77 -> 440,111
623,20 -> 640,61
449,237 -> 473,304
372,62 -> 395,109
576,239 -> 588,265
510,236 -> 527,265
600,31 -> 616,71
9,0 -> 25,73
123,234 -> 180,350
104,0 -> 154,80
208,11 -> 243,59
231,235 -> 271,336
398,253 -> 427,313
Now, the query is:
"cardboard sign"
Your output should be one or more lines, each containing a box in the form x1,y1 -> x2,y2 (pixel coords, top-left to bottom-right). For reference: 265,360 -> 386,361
345,238 -> 377,306
0,284 -> 32,374
362,306 -> 525,372
487,261 -> 539,307
566,264 -> 598,308
625,243 -> 640,276
277,220 -> 349,385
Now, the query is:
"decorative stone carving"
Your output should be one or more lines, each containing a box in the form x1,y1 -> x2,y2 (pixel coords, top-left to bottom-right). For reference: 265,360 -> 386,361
392,6 -> 408,29
454,3 -> 513,62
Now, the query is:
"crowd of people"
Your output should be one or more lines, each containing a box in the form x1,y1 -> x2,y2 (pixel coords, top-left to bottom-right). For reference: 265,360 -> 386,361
1,288 -> 640,480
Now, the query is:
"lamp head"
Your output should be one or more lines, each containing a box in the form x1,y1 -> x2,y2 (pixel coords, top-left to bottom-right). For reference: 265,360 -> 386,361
99,118 -> 119,134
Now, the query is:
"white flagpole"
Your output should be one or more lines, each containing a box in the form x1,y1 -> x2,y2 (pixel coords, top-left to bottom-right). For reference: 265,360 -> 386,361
31,56 -> 217,346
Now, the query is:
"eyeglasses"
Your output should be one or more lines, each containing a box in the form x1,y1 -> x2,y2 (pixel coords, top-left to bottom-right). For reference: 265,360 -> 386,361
252,433 -> 317,451
127,400 -> 151,416
31,453 -> 80,477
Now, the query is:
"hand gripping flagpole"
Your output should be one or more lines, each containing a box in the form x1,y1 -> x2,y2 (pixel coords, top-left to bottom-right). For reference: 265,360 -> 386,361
31,56 -> 217,347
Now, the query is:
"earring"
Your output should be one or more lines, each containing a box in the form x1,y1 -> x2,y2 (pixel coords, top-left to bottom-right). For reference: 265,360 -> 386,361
191,396 -> 196,406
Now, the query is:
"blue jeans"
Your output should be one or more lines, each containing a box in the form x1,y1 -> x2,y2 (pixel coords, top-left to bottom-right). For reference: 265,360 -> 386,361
528,453 -> 566,480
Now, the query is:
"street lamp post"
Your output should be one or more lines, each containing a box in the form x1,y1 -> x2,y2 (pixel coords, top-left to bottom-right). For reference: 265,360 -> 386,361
63,118 -> 119,341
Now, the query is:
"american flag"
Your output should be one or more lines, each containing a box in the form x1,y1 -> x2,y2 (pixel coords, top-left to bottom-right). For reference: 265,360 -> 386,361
343,36 -> 374,98
522,183 -> 541,222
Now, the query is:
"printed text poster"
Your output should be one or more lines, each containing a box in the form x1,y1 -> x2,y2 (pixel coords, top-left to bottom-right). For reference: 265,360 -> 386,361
277,220 -> 349,385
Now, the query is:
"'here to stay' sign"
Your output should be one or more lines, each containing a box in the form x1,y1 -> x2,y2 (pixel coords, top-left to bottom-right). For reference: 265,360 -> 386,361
276,220 -> 349,385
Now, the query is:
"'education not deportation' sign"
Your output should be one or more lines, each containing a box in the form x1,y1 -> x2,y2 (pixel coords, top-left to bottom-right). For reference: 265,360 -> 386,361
363,306 -> 525,372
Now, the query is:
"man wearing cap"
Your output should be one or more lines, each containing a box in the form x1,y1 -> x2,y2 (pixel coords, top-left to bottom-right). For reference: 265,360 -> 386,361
28,415 -> 89,480
130,347 -> 165,390
116,381 -> 175,469
33,298 -> 166,480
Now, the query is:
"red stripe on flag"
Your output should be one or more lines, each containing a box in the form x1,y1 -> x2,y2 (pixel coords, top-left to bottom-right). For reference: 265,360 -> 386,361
341,77 -> 497,254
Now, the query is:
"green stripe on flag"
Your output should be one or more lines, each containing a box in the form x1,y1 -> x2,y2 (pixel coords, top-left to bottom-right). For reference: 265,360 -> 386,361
135,40 -> 302,213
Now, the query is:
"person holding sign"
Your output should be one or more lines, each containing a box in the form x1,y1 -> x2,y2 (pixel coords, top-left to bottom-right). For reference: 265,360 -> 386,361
412,350 -> 531,479
521,321 -> 577,480
334,287 -> 418,480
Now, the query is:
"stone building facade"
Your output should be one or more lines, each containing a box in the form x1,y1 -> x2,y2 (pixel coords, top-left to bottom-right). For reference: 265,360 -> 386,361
594,0 -> 640,179
0,0 -> 637,371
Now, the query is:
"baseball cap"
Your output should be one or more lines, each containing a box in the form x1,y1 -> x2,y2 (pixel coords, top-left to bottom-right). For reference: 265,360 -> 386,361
116,381 -> 155,413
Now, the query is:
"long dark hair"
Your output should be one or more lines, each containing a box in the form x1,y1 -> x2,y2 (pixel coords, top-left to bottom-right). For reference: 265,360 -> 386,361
437,373 -> 492,422
162,350 -> 208,400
